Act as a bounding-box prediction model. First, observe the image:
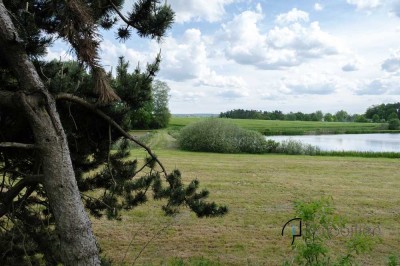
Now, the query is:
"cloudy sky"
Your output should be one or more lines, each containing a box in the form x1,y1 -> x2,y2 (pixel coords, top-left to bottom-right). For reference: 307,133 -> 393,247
48,0 -> 400,114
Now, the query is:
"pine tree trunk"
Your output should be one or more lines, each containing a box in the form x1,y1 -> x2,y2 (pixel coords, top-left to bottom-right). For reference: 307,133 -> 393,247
22,95 -> 101,266
0,1 -> 101,265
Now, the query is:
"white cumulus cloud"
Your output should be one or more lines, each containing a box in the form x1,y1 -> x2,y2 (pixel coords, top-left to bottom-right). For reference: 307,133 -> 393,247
381,50 -> 400,73
392,1 -> 400,17
154,28 -> 246,90
45,40 -> 74,62
356,75 -> 400,95
314,3 -> 323,11
221,9 -> 344,70
279,73 -> 339,95
168,0 -> 235,23
346,0 -> 382,10
99,39 -> 151,73
45,48 -> 74,62
216,88 -> 248,99
170,90 -> 206,102
342,59 -> 361,71
275,8 -> 309,25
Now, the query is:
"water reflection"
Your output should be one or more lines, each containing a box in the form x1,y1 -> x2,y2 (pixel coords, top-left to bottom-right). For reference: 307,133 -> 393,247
266,133 -> 400,152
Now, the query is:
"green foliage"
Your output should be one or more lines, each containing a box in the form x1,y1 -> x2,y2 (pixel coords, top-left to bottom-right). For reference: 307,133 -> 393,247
316,150 -> 400,158
285,197 -> 380,266
275,140 -> 321,155
178,119 -> 270,154
388,118 -> 400,130
124,0 -> 175,40
324,113 -> 335,122
387,254 -> 399,266
130,79 -> 172,129
153,169 -> 227,217
113,56 -> 155,110
388,112 -> 399,121
354,114 -> 368,123
170,117 -> 383,136
335,110 -> 350,122
365,103 -> 400,121
219,103 -> 400,124
220,109 -> 354,122
265,139 -> 280,153
151,80 -> 172,128
114,56 -> 171,129
129,102 -> 155,129
174,119 -> 400,158
372,114 -> 380,123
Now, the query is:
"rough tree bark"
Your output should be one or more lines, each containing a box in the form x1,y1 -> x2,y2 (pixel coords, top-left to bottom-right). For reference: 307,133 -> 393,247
0,1 -> 101,265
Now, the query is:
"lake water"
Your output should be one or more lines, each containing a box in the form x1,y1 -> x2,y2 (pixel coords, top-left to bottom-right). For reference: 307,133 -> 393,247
266,133 -> 400,152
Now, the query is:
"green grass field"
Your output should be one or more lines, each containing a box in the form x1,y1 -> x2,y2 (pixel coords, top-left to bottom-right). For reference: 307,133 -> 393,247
168,117 -> 392,135
92,132 -> 400,265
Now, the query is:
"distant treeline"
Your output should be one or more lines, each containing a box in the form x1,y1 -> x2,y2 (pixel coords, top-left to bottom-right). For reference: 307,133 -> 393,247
220,103 -> 400,123
365,103 -> 400,122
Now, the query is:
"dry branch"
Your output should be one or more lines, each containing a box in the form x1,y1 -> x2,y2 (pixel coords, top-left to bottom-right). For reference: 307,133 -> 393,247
0,142 -> 36,149
55,93 -> 168,177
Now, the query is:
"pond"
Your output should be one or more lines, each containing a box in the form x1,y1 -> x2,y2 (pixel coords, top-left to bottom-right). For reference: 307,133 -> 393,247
266,133 -> 400,152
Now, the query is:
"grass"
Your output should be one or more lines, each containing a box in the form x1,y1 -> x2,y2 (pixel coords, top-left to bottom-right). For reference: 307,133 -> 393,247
168,117 -> 397,135
317,150 -> 400,158
92,132 -> 400,265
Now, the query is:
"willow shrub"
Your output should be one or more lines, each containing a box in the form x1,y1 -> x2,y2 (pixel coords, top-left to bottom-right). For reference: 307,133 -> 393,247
178,119 -> 273,154
275,139 -> 321,155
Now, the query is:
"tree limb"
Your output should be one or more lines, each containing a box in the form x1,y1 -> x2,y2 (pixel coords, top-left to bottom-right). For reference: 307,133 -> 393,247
7,170 -> 43,183
0,1 -> 45,94
55,93 -> 168,177
109,0 -> 130,25
0,142 -> 36,149
0,178 -> 39,218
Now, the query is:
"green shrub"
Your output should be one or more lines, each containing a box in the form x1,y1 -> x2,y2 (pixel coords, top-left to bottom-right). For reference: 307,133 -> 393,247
284,197 -> 380,266
265,139 -> 280,153
276,139 -> 321,155
388,118 -> 400,130
177,119 -> 270,154
317,151 -> 400,158
388,254 -> 398,266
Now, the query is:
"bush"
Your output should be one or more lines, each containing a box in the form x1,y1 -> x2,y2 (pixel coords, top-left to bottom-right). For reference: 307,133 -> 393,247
284,197 -> 379,266
388,118 -> 400,130
265,139 -> 280,153
275,139 -> 321,155
178,119 -> 270,154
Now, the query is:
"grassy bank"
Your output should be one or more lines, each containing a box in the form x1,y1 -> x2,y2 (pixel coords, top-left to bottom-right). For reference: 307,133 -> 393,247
168,117 -> 397,135
92,137 -> 400,265
317,150 -> 400,158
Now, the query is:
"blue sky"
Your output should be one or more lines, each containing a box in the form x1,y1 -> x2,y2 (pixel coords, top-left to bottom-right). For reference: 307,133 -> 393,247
47,0 -> 400,114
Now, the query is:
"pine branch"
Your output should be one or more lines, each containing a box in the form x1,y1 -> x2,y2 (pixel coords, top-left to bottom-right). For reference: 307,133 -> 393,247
109,0 -> 130,25
133,159 -> 153,177
0,179 -> 38,218
0,142 -> 36,149
7,170 -> 43,183
109,0 -> 174,40
55,93 -> 168,177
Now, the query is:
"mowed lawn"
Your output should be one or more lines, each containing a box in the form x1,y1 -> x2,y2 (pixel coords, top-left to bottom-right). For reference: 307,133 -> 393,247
92,149 -> 400,265
168,117 -> 385,135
